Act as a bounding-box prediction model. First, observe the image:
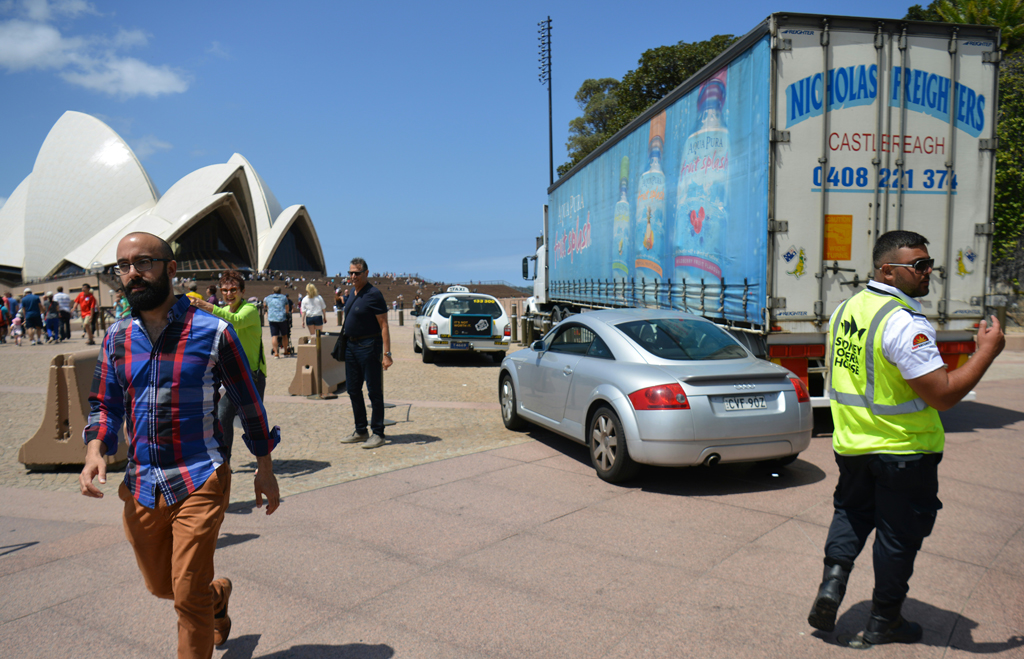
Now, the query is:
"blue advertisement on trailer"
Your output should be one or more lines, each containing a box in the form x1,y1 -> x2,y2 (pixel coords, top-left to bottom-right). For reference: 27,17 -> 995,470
549,36 -> 770,324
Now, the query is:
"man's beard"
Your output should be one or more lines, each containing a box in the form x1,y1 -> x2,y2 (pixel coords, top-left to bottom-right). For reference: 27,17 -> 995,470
123,270 -> 172,311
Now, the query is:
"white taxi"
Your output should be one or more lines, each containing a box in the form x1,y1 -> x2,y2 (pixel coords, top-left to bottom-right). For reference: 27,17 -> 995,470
412,286 -> 512,363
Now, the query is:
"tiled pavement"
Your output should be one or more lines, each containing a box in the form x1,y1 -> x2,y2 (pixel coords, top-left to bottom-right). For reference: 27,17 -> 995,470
1,321 -> 1022,657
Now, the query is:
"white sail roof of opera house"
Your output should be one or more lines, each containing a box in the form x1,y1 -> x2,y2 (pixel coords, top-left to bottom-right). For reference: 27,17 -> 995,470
1,111 -> 326,281
0,175 -> 30,274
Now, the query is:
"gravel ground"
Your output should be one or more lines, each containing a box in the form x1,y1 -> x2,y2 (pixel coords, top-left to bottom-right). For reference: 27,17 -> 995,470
0,315 -> 535,506
3,314 -> 1020,507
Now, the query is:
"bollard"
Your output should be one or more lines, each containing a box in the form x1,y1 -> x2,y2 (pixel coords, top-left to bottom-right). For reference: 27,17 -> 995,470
399,309 -> 404,326
511,304 -> 518,343
314,329 -> 322,397
522,317 -> 533,346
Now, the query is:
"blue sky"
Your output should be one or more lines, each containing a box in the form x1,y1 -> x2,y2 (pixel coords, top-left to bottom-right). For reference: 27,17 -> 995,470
1,0 -> 909,283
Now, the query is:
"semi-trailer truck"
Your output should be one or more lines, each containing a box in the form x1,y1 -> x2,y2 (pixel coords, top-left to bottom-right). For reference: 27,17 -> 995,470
523,11 -> 1001,410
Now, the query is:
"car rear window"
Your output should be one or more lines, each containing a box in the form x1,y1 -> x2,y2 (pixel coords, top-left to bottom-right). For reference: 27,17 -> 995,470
437,295 -> 504,319
616,318 -> 747,361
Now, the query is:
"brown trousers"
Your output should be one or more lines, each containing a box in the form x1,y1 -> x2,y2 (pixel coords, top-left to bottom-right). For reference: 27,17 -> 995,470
120,464 -> 232,659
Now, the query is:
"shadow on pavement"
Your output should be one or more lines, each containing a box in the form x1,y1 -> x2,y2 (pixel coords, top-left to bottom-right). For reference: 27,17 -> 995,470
235,459 -> 331,479
525,426 -> 827,494
226,500 -> 278,515
216,532 -> 259,550
816,599 -> 1024,652
223,635 -> 395,658
939,401 -> 1024,433
0,541 -> 39,557
384,433 -> 442,446
430,353 -> 502,368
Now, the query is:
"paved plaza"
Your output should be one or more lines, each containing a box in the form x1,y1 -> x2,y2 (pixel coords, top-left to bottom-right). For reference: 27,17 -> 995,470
1,318 -> 1023,657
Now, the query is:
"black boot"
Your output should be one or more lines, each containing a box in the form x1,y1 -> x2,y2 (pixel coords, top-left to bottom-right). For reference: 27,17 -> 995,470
863,600 -> 923,645
807,563 -> 851,632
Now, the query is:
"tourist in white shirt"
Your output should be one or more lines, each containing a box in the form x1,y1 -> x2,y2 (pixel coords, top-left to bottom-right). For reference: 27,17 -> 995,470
301,283 -> 327,334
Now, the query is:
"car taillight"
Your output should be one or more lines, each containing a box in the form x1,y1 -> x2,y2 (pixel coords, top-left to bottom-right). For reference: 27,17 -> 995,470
504,323 -> 511,337
790,377 -> 810,403
428,323 -> 438,336
628,383 -> 690,410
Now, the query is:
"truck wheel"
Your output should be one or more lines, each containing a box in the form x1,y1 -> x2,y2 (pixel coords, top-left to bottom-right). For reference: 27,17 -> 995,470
589,406 -> 639,483
499,374 -> 526,430
550,306 -> 562,324
421,334 -> 435,363
413,331 -> 421,353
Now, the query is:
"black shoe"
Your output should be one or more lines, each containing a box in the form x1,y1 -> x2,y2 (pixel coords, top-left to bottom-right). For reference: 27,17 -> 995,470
863,613 -> 922,644
807,563 -> 850,632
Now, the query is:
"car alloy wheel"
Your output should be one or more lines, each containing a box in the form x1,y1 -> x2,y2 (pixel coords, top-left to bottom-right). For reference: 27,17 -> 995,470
589,406 -> 638,483
499,374 -> 525,430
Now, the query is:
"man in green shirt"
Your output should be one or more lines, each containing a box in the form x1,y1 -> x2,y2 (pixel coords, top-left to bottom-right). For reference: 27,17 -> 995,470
189,270 -> 267,457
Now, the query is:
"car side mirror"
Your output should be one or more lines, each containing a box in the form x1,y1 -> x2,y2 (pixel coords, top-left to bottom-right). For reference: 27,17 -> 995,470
531,340 -> 545,351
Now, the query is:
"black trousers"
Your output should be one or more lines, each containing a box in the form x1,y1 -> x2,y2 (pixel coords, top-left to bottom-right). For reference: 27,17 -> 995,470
345,336 -> 385,437
59,310 -> 71,340
824,451 -> 943,606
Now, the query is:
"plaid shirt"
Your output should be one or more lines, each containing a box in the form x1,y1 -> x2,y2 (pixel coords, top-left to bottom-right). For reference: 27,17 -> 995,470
85,295 -> 280,508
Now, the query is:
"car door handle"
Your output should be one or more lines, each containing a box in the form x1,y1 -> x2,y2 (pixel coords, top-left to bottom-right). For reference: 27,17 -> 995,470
562,366 -> 573,376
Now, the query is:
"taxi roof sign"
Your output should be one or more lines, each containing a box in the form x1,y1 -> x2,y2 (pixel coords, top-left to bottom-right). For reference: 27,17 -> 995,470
446,285 -> 470,293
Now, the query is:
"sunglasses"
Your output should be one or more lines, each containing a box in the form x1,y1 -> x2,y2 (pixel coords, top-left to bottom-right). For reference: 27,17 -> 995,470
882,257 -> 935,273
347,270 -> 365,277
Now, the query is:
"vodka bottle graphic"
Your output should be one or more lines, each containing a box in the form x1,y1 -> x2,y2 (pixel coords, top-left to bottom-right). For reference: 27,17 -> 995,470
634,112 -> 667,291
675,68 -> 729,299
611,156 -> 630,294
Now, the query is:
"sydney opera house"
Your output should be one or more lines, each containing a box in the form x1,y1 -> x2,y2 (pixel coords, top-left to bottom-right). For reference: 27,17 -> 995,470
0,111 -> 325,285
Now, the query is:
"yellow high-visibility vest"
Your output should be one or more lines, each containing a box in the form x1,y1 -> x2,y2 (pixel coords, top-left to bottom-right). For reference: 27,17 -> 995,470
829,288 -> 944,455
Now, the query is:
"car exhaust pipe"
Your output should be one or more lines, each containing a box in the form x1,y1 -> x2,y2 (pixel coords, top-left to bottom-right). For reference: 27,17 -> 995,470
703,453 -> 721,467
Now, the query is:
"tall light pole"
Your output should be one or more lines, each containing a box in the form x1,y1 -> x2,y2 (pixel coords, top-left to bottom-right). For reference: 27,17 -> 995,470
538,16 -> 553,186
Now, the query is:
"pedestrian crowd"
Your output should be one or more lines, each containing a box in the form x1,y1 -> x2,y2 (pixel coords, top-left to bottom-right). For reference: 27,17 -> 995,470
2,284 -> 98,346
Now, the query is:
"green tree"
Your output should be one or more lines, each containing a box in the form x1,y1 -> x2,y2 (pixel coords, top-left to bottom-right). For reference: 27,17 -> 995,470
936,0 -> 1024,52
558,78 -> 620,178
608,34 -> 739,136
558,34 -> 737,177
905,1 -> 946,21
992,51 -> 1024,276
907,0 -> 1023,52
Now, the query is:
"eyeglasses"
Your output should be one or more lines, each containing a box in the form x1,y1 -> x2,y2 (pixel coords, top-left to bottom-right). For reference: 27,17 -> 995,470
115,258 -> 171,275
220,287 -> 239,293
347,270 -> 365,277
882,257 -> 935,274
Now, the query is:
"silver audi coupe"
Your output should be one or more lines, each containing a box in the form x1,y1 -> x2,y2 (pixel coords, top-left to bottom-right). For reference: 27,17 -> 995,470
499,309 -> 813,482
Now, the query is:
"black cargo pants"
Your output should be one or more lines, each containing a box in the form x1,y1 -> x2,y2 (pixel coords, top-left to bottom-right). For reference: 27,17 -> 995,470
823,451 -> 943,606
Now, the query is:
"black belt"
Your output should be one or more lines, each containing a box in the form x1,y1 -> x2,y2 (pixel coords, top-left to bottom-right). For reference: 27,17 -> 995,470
345,333 -> 379,341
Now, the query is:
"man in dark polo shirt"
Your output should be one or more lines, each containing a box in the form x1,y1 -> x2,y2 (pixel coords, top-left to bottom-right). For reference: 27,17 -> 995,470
340,257 -> 392,449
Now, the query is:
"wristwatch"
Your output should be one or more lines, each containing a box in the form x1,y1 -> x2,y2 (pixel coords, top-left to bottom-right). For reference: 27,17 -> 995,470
384,351 -> 392,358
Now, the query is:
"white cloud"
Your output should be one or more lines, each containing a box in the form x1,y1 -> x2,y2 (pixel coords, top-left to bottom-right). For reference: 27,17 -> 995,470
23,0 -> 96,22
0,1 -> 188,98
111,27 -> 147,49
62,57 -> 188,97
130,134 -> 172,159
0,20 -> 77,70
206,40 -> 230,59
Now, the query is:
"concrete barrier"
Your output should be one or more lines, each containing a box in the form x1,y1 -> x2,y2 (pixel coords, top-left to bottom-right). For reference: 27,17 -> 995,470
288,333 -> 346,397
19,349 -> 128,470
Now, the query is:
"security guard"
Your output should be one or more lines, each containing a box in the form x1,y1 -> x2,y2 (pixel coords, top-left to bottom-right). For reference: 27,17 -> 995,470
808,230 -> 1004,644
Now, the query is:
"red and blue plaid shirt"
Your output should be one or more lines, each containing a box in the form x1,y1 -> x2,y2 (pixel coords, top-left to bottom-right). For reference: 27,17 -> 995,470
85,295 -> 280,508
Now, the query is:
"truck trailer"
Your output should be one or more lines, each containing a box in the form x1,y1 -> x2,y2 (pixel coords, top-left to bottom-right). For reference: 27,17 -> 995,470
523,11 -> 1001,410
